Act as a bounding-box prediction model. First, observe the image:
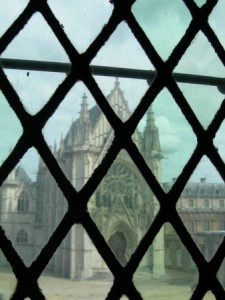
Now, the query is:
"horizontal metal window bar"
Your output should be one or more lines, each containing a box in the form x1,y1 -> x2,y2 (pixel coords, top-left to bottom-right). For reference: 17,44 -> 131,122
0,58 -> 225,92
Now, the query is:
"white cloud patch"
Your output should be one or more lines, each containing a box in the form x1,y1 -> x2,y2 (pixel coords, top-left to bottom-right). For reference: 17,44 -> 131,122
155,115 -> 180,154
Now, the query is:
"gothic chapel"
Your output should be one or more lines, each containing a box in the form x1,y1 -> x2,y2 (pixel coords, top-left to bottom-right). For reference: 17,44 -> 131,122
0,80 -> 165,279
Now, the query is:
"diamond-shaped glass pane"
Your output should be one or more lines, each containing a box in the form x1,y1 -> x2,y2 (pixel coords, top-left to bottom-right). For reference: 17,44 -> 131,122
88,150 -> 159,266
193,0 -> 207,7
209,0 -> 225,50
203,291 -> 216,299
0,256 -> 16,299
0,91 -> 22,165
175,31 -> 225,77
92,22 -> 153,70
134,224 -> 198,299
177,156 -> 225,260
177,83 -> 224,129
0,148 -> 67,266
132,0 -> 192,60
1,13 -> 69,114
0,0 -> 28,37
39,225 -> 113,298
217,256 -> 225,291
175,32 -> 225,128
2,12 -> 68,62
43,81 -> 114,191
214,120 -> 225,162
48,0 -> 113,53
2,69 -> 67,115
133,88 -> 197,190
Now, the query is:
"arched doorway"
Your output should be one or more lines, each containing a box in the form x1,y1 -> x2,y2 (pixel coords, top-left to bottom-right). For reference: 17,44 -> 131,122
108,231 -> 127,266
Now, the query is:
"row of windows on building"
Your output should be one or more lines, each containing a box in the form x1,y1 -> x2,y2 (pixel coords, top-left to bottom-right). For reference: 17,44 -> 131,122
184,186 -> 225,197
17,189 -> 225,212
178,198 -> 225,209
187,220 -> 225,232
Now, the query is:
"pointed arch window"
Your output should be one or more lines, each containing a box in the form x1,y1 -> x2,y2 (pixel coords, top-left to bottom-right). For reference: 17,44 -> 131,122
16,229 -> 28,244
17,191 -> 29,213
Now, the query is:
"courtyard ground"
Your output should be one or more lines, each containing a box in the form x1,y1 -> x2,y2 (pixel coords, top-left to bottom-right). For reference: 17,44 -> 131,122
0,267 -> 215,299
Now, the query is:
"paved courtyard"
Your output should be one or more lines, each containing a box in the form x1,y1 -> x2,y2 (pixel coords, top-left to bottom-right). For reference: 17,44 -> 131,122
0,268 -> 215,299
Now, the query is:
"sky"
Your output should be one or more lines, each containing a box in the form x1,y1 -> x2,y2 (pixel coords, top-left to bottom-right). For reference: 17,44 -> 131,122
0,0 -> 225,185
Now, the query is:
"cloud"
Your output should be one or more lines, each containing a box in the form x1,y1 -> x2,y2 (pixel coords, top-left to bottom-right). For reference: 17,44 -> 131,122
2,12 -> 69,62
92,21 -> 153,70
47,0 -> 113,53
132,0 -> 192,59
155,115 -> 180,154
0,1 -> 224,184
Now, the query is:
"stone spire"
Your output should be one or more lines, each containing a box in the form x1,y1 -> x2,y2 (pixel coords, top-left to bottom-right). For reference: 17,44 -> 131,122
108,78 -> 128,121
80,94 -> 89,123
114,77 -> 120,89
143,106 -> 161,157
59,134 -> 65,151
77,93 -> 91,144
53,140 -> 57,153
67,126 -> 73,148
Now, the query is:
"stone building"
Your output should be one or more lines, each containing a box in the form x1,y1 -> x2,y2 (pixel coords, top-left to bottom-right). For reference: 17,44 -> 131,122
0,80 -> 165,279
164,179 -> 225,278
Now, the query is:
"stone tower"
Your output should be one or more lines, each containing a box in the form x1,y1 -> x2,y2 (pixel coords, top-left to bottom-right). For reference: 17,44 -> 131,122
142,105 -> 165,277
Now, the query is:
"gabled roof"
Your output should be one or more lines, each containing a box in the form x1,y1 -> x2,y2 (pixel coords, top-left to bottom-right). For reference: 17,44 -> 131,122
63,79 -> 132,149
163,180 -> 225,197
15,166 -> 32,184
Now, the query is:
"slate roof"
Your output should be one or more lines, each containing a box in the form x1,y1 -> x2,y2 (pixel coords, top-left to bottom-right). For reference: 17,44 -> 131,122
163,180 -> 225,197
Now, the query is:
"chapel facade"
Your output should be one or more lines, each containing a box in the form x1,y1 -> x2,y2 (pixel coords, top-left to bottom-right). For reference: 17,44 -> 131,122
0,80 -> 165,279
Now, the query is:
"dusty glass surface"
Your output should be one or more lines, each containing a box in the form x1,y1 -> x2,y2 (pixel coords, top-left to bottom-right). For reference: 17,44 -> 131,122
1,12 -> 69,62
3,68 -> 67,115
92,21 -> 153,70
48,0 -> 113,53
0,0 -> 225,299
132,0 -> 191,60
0,0 -> 29,37
175,31 -> 225,129
1,12 -> 69,115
